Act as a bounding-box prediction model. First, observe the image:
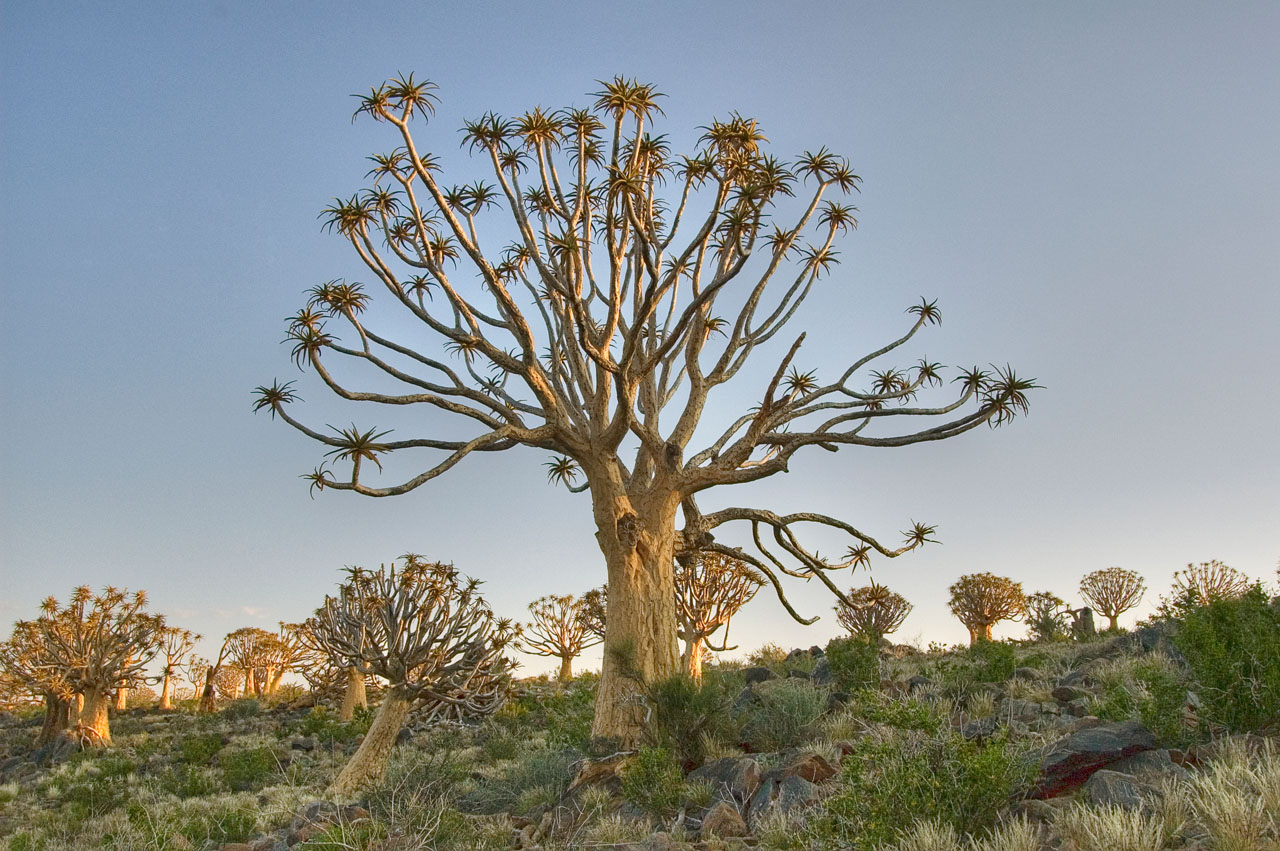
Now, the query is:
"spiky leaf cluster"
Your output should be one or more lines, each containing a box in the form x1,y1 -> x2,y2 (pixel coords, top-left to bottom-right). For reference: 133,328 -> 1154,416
1079,567 -> 1146,626
834,584 -> 912,642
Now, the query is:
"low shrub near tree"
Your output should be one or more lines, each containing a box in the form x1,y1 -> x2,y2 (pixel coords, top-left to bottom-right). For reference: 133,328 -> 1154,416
825,636 -> 880,691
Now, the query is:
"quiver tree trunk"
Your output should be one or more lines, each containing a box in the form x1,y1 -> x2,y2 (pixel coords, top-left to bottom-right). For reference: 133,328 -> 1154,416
968,624 -> 994,645
114,686 -> 128,711
159,671 -> 173,710
557,656 -> 573,683
682,637 -> 707,683
328,685 -> 413,799
268,668 -> 285,695
339,667 -> 366,721
198,670 -> 218,713
591,493 -> 681,743
38,694 -> 73,746
79,686 -> 112,746
242,668 -> 256,698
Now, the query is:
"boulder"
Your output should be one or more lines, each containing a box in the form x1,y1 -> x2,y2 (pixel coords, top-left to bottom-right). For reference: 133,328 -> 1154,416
1082,769 -> 1146,809
781,752 -> 838,784
688,757 -> 762,806
1031,720 -> 1156,798
906,674 -> 933,691
810,658 -> 832,685
743,667 -> 778,685
701,801 -> 748,838
1013,667 -> 1040,680
1052,685 -> 1088,703
748,773 -> 819,825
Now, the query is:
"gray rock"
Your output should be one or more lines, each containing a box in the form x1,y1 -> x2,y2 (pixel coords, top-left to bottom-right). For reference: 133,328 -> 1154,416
1032,720 -> 1157,798
1083,769 -> 1146,809
743,666 -> 778,685
1013,667 -> 1040,680
1066,698 -> 1091,716
700,800 -> 748,838
1058,670 -> 1093,688
688,757 -> 761,806
749,772 -> 819,824
1003,698 -> 1043,724
961,716 -> 1001,741
906,674 -> 933,691
810,658 -> 832,686
1110,749 -> 1188,780
1052,685 -> 1088,703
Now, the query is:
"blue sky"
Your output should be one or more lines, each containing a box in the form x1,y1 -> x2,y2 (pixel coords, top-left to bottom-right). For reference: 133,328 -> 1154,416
2,1 -> 1277,675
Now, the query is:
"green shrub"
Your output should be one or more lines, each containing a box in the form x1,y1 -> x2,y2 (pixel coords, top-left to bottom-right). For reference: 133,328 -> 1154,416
460,744 -> 581,815
809,729 -> 1035,848
180,798 -> 259,845
159,764 -> 223,798
620,746 -> 683,818
826,637 -> 880,691
1174,586 -> 1280,732
178,732 -> 225,765
741,679 -> 828,752
223,697 -> 261,719
849,690 -> 945,733
295,705 -> 374,744
640,672 -> 736,769
217,746 -> 280,791
1092,656 -> 1193,746
966,640 -> 1016,683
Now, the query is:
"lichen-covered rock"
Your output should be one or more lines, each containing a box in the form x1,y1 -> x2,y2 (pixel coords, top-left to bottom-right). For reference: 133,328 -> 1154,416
1031,720 -> 1156,798
701,800 -> 748,838
748,773 -> 819,825
1082,769 -> 1146,809
688,757 -> 761,806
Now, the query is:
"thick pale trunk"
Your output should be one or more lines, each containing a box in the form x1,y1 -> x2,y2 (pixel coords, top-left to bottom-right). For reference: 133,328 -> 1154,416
38,693 -> 72,746
243,668 -> 256,697
159,672 -> 173,710
591,488 -> 681,744
80,687 -> 112,746
1105,614 -> 1119,631
968,623 -> 994,645
339,667 -> 367,721
114,686 -> 128,711
683,636 -> 706,682
327,687 -> 414,799
268,669 -> 285,695
557,655 -> 573,683
199,670 -> 218,713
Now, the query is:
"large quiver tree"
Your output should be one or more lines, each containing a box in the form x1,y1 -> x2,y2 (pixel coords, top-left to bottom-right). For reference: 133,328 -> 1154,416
1170,560 -> 1252,605
947,573 -> 1025,645
520,593 -> 602,683
310,557 -> 516,798
0,622 -> 75,745
21,587 -> 164,745
1079,567 -> 1146,630
835,583 -> 912,644
675,552 -> 762,680
254,75 -> 1037,741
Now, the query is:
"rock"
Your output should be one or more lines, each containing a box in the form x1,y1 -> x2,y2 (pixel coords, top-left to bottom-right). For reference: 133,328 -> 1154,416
786,667 -> 810,680
748,773 -> 819,825
1003,698 -> 1042,724
562,752 -> 630,804
781,752 -> 838,784
906,674 -> 933,691
1052,686 -> 1088,703
290,737 -> 315,752
810,658 -> 832,685
1058,670 -> 1092,688
688,757 -> 762,806
961,717 -> 1000,741
1110,749 -> 1186,779
218,845 -> 254,851
701,801 -> 748,838
808,645 -> 825,658
1008,798 -> 1066,824
1082,769 -> 1146,809
1066,698 -> 1091,717
826,690 -> 850,712
732,687 -> 758,713
743,667 -> 778,685
1013,667 -> 1040,680
1031,720 -> 1157,798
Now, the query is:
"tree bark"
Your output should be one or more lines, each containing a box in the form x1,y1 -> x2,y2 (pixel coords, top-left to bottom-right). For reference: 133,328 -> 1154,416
327,686 -> 414,799
557,655 -> 573,683
114,686 -> 128,711
37,693 -> 72,746
80,687 -> 112,746
682,636 -> 706,683
339,667 -> 367,721
1105,613 -> 1119,631
591,486 -> 681,744
968,623 -> 994,645
199,670 -> 218,713
243,668 -> 256,698
159,671 -> 173,710
268,669 -> 286,695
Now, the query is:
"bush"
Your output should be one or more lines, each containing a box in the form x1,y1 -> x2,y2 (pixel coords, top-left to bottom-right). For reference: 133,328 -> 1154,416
620,746 -> 683,818
461,744 -> 581,815
222,697 -> 261,719
1092,655 -> 1193,747
741,679 -> 827,752
967,640 -> 1016,683
218,746 -> 280,791
1174,586 -> 1280,732
179,732 -> 226,765
296,705 -> 374,744
826,637 -> 880,691
810,728 -> 1036,848
640,672 -> 736,769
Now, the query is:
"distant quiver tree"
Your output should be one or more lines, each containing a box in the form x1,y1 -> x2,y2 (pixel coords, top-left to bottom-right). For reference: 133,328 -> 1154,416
835,583 -> 912,643
253,75 -> 1038,741
309,556 -> 516,797
948,573 -> 1025,645
675,551 -> 762,680
1023,591 -> 1068,642
1078,567 -> 1146,630
520,593 -> 602,682
1170,560 -> 1252,605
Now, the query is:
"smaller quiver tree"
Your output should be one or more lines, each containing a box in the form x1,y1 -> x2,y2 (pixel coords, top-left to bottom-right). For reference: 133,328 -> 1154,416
835,583 -> 912,644
157,627 -> 199,710
947,573 -> 1025,645
1079,567 -> 1146,630
23,586 -> 164,745
1169,560 -> 1252,606
580,586 -> 607,643
519,593 -> 602,683
310,557 -> 517,798
1024,591 -> 1068,642
0,621 -> 75,745
222,627 -> 274,697
262,622 -> 312,696
675,552 -> 763,681
298,604 -> 369,720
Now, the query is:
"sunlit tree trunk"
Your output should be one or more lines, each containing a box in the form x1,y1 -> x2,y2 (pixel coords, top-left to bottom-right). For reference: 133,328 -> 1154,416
339,667 -> 367,721
159,671 -> 173,710
114,685 -> 128,711
198,670 -> 218,713
968,623 -> 994,645
328,686 -> 413,799
242,668 -> 256,697
268,669 -> 285,695
591,484 -> 681,744
79,686 -> 112,746
682,636 -> 706,683
556,655 -> 573,683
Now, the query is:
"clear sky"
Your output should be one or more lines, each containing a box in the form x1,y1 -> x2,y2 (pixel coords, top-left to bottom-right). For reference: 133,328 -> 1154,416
2,1 -> 1277,677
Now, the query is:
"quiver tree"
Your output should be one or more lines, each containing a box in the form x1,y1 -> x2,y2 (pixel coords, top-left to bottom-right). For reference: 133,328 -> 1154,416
520,593 -> 602,682
1079,567 -> 1146,630
1170,560 -> 1253,605
1024,591 -> 1068,642
947,573 -> 1025,645
581,586 -> 607,642
834,583 -> 912,644
298,602 -> 370,720
309,557 -> 517,797
157,627 -> 199,710
675,552 -> 762,680
0,622 -> 75,745
19,587 -> 164,745
254,75 -> 1038,741
222,627 -> 275,697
